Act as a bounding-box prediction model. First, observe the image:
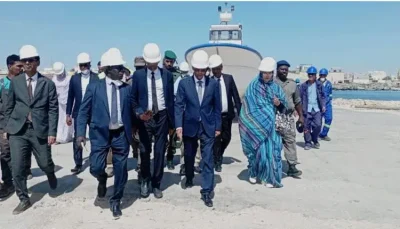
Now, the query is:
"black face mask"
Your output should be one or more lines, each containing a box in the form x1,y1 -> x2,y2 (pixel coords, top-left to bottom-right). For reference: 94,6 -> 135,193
106,65 -> 124,81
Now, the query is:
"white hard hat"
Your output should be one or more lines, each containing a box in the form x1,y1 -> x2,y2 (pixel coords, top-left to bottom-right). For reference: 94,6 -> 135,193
52,62 -> 65,75
20,45 -> 39,60
179,61 -> 189,72
191,50 -> 209,69
77,52 -> 91,64
208,54 -> 223,68
143,43 -> 161,64
108,48 -> 122,57
107,49 -> 126,66
258,57 -> 277,72
100,51 -> 110,67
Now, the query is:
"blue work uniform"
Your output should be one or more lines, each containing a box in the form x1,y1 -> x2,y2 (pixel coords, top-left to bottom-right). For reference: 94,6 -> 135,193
319,80 -> 333,138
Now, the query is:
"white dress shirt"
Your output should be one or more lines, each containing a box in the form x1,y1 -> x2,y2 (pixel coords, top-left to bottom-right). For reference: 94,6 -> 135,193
214,75 -> 228,113
194,76 -> 205,104
105,77 -> 124,130
147,68 -> 166,111
25,73 -> 38,96
81,73 -> 90,101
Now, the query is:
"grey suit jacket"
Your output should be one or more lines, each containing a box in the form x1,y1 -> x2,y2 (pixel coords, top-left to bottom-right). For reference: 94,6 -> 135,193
4,73 -> 59,139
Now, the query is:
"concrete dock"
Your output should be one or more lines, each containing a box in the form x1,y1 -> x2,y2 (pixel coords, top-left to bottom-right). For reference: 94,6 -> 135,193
0,108 -> 399,229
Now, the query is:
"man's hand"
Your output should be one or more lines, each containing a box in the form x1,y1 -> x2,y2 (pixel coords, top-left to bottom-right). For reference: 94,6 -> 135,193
3,133 -> 7,140
66,116 -> 72,126
273,96 -> 280,107
298,116 -> 304,125
215,131 -> 221,137
48,136 -> 56,145
176,128 -> 183,140
322,107 -> 326,113
139,111 -> 152,121
76,136 -> 86,150
169,129 -> 174,136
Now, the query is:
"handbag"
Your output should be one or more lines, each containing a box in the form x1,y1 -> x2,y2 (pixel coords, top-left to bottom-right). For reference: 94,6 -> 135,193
275,111 -> 292,135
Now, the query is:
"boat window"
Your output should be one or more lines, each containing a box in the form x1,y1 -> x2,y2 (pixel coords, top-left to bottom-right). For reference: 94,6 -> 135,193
209,30 -> 241,40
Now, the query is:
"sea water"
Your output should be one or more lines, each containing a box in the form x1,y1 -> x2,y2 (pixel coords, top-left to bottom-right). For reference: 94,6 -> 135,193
333,90 -> 400,101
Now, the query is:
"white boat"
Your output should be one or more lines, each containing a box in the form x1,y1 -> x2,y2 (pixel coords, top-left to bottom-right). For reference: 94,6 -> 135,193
184,2 -> 262,96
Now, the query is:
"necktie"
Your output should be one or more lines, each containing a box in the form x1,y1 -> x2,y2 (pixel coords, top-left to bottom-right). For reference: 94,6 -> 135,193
197,80 -> 203,104
111,82 -> 118,125
27,78 -> 33,122
151,72 -> 159,114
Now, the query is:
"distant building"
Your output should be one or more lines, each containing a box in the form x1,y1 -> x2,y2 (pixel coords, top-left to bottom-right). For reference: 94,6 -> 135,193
368,71 -> 387,81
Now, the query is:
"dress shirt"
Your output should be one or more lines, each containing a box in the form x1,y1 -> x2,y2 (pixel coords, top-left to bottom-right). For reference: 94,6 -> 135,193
81,73 -> 90,101
25,73 -> 38,96
194,75 -> 205,103
105,77 -> 124,130
147,68 -> 166,111
214,75 -> 228,113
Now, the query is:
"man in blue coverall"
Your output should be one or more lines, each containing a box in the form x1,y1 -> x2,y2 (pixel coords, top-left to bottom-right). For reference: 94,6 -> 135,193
318,68 -> 333,141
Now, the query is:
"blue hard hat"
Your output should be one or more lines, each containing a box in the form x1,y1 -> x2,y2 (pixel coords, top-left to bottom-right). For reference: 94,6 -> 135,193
307,66 -> 317,74
295,78 -> 300,83
319,68 -> 328,75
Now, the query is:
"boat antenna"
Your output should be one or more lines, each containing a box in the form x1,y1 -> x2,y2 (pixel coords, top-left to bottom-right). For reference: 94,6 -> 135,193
218,2 -> 234,25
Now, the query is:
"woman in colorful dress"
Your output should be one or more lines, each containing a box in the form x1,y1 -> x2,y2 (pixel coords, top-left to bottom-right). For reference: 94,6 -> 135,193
238,57 -> 287,188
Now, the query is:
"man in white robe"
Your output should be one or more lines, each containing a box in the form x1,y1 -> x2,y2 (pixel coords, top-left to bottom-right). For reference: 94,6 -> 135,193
52,62 -> 73,144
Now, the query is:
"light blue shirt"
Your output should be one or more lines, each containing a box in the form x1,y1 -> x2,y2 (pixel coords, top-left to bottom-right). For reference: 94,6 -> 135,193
307,82 -> 320,112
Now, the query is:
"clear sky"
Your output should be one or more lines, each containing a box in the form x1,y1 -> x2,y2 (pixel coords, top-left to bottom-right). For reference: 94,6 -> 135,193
0,1 -> 399,74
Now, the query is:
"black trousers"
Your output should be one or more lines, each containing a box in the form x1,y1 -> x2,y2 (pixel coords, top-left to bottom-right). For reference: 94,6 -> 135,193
0,129 -> 32,186
213,113 -> 232,166
73,119 -> 83,167
9,123 -> 55,201
138,110 -> 169,189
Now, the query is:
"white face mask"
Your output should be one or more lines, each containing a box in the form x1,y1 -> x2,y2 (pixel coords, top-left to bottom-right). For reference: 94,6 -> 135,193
81,69 -> 90,75
320,77 -> 326,82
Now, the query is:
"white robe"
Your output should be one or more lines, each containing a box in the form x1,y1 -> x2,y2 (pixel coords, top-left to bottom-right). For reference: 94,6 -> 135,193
52,73 -> 74,143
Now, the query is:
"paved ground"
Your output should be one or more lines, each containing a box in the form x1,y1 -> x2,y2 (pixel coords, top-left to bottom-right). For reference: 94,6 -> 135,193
0,108 -> 399,229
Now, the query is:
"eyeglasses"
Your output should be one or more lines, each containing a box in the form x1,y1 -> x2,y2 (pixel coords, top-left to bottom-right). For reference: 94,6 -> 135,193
21,58 -> 37,63
193,68 -> 207,73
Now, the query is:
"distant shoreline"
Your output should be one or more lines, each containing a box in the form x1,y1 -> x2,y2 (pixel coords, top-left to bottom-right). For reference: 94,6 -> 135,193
333,83 -> 400,91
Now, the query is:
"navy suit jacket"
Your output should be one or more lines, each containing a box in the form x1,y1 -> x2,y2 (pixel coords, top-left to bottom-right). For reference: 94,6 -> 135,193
67,72 -> 99,118
131,67 -> 174,128
175,76 -> 222,138
76,79 -> 133,147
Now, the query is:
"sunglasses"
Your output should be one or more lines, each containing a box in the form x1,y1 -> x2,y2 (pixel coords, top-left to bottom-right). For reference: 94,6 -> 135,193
109,65 -> 124,72
21,58 -> 38,63
79,63 -> 90,68
308,74 -> 316,77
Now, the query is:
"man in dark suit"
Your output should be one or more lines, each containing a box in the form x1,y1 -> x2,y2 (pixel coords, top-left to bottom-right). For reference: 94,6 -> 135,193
132,43 -> 174,199
66,52 -> 98,174
208,54 -> 242,172
4,45 -> 58,214
76,49 -> 132,219
175,50 -> 221,207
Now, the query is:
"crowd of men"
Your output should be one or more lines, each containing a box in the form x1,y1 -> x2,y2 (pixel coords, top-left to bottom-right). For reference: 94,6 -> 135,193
0,43 -> 334,219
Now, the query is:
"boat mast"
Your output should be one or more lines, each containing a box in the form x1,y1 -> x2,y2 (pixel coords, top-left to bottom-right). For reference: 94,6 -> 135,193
218,2 -> 234,25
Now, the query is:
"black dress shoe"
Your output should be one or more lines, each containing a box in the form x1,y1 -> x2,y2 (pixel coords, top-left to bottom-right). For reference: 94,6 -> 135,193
153,188 -> 163,199
201,194 -> 213,208
166,160 -> 175,170
12,200 -> 32,215
179,165 -> 186,176
71,166 -> 82,174
194,166 -> 202,174
97,180 -> 107,198
47,173 -> 58,190
0,184 -> 15,200
215,164 -> 222,172
140,180 -> 150,198
184,179 -> 193,189
110,202 -> 122,219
